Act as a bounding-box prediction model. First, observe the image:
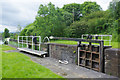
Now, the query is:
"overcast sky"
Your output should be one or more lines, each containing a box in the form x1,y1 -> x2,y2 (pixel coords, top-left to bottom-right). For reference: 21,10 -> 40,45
0,0 -> 112,32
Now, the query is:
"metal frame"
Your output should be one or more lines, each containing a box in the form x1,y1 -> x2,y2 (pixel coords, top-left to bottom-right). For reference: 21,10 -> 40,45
18,36 -> 41,51
17,36 -> 47,56
81,34 -> 112,46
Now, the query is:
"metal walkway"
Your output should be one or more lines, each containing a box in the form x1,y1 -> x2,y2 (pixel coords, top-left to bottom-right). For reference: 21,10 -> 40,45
17,36 -> 47,56
17,48 -> 47,56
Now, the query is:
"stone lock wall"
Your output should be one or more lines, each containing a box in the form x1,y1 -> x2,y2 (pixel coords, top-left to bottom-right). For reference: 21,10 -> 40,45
105,48 -> 120,77
48,43 -> 78,64
48,43 -> 120,77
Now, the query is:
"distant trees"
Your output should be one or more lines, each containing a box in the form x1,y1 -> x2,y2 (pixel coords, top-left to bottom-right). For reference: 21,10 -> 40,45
3,28 -> 10,38
62,2 -> 102,21
20,2 -> 67,39
17,24 -> 22,33
108,0 -> 120,41
81,1 -> 102,15
109,0 -> 120,20
66,11 -> 110,37
19,1 -> 119,42
62,3 -> 81,21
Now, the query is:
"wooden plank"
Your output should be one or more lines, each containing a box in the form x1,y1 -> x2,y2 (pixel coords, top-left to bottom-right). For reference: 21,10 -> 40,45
99,41 -> 104,72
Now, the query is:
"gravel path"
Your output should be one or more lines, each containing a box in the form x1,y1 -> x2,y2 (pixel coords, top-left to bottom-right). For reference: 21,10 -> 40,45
20,52 -> 117,78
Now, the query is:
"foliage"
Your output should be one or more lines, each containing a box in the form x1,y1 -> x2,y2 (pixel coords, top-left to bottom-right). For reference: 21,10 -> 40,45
19,28 -> 27,36
66,21 -> 88,38
62,2 -> 102,21
21,2 -> 67,39
20,1 -> 120,43
17,24 -> 22,33
67,11 -> 111,37
3,28 -> 10,38
81,1 -> 102,15
109,0 -> 120,20
61,10 -> 73,26
62,3 -> 81,21
108,0 -> 120,42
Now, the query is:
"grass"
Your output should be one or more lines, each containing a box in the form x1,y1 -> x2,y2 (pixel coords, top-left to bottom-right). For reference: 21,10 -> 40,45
10,39 -> 120,48
49,40 -> 78,45
0,45 -> 2,79
49,40 -> 120,48
2,45 -> 63,78
1,44 -> 16,51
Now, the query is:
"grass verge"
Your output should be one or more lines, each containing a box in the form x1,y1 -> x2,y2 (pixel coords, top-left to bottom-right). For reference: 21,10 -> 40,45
50,40 -> 120,48
2,45 -> 63,78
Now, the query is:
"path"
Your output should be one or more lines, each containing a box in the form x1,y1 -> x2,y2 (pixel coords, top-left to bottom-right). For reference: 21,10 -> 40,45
6,45 -> 118,79
22,53 -> 117,78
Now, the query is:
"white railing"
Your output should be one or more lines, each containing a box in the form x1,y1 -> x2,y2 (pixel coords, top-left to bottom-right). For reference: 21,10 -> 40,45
81,34 -> 112,46
18,36 -> 41,51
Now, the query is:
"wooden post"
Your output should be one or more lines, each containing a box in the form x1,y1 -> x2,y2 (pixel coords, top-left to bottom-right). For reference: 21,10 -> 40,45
47,44 -> 49,57
99,41 -> 104,72
78,41 -> 81,66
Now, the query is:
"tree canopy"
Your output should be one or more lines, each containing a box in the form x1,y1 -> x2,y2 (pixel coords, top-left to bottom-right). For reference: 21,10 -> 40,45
19,1 -> 120,42
3,28 -> 10,38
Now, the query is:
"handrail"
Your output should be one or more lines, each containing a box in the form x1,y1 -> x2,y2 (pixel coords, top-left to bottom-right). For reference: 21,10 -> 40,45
18,36 -> 41,51
49,36 -> 104,43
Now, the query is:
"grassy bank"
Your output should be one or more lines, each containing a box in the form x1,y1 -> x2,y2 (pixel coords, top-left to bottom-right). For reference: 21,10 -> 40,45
10,40 -> 120,48
2,45 -> 63,78
0,45 -> 2,79
50,40 -> 120,48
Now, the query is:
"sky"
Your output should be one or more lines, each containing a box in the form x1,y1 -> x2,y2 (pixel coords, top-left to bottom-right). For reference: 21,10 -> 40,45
0,0 -> 113,32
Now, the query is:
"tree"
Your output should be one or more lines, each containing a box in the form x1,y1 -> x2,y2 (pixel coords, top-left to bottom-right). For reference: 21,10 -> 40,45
66,11 -> 111,38
17,24 -> 22,33
3,28 -> 10,38
34,2 -> 66,38
61,9 -> 73,26
109,0 -> 120,20
66,21 -> 88,38
81,1 -> 102,15
62,3 -> 81,21
20,2 -> 67,39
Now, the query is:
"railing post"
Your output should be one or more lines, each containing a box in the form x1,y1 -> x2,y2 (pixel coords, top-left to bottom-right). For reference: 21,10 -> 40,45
22,36 -> 23,48
32,36 -> 33,50
39,36 -> 41,51
18,36 -> 19,48
82,35 -> 83,39
110,35 -> 112,46
26,36 -> 28,48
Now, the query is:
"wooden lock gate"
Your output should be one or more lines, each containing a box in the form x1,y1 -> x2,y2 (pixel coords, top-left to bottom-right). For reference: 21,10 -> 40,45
49,36 -> 112,72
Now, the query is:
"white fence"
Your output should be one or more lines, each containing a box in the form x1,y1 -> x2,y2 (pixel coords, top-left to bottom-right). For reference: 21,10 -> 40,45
81,34 -> 112,46
18,36 -> 41,51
